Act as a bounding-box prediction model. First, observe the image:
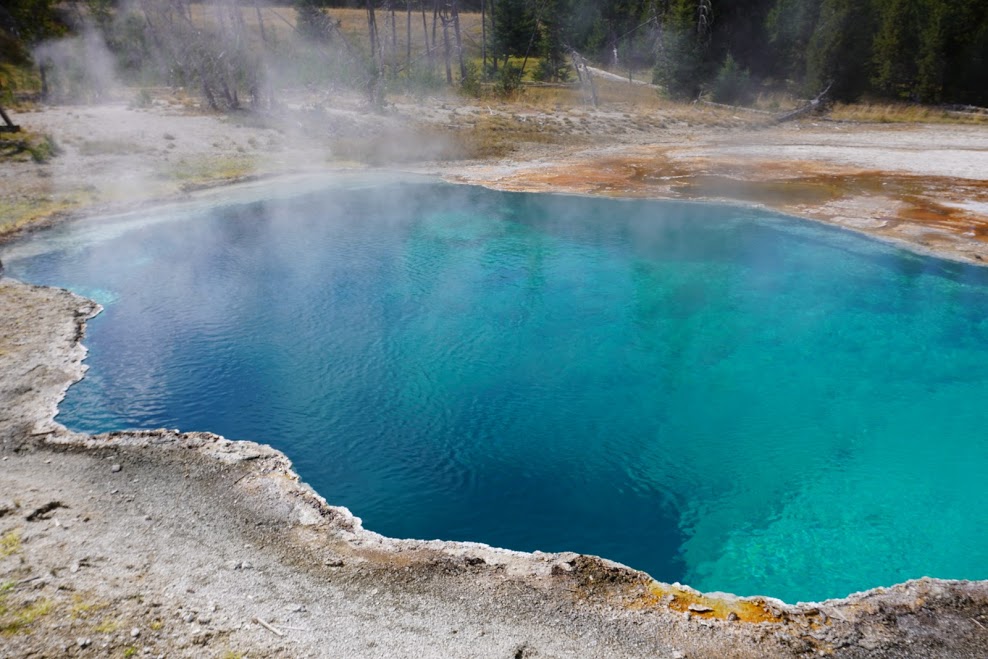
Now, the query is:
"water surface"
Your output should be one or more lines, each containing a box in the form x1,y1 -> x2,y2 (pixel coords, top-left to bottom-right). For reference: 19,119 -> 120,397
5,177 -> 988,603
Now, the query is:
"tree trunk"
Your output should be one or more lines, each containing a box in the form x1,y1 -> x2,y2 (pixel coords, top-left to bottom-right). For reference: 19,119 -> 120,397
254,0 -> 267,45
390,1 -> 397,60
201,80 -> 219,111
0,103 -> 20,132
451,0 -> 466,80
232,0 -> 248,45
39,62 -> 50,102
442,14 -> 452,84
421,0 -> 431,67
406,0 -> 412,70
366,0 -> 380,73
431,0 -> 439,63
489,0 -> 497,72
481,0 -> 487,74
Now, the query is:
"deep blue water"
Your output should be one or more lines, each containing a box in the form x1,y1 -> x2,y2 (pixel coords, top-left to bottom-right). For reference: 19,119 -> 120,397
5,177 -> 988,604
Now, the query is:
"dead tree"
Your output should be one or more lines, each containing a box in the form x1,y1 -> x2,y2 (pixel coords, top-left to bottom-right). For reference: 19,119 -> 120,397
254,0 -> 267,44
568,48 -> 597,107
697,0 -> 713,45
431,0 -> 440,65
366,0 -> 381,73
140,0 -> 257,112
439,4 -> 453,84
489,0 -> 497,72
450,0 -> 466,80
388,0 -> 398,62
774,83 -> 832,123
406,0 -> 412,70
0,103 -> 20,133
481,0 -> 487,73
421,0 -> 431,68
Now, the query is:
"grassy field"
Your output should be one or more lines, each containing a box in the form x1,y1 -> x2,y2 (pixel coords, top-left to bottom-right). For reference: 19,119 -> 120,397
828,102 -> 988,125
189,4 -> 485,65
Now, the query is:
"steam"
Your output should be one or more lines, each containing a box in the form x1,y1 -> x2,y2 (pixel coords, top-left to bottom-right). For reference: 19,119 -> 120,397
12,1 -> 481,237
34,26 -> 121,104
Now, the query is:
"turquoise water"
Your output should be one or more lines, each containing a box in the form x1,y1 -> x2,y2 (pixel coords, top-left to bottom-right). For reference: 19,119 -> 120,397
5,178 -> 988,604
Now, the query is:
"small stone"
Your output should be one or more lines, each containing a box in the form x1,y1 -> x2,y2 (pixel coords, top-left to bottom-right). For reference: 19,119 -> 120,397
671,651 -> 686,659
197,616 -> 211,625
111,464 -> 122,473
290,604 -> 306,613
131,627 -> 140,638
77,638 -> 91,648
183,613 -> 196,623
688,604 -> 713,613
727,612 -> 739,622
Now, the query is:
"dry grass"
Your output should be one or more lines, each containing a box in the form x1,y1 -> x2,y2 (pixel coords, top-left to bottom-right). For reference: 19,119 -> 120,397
188,4 -> 484,62
0,63 -> 40,106
77,138 -> 146,157
452,113 -> 575,159
0,131 -> 61,163
514,79 -> 667,112
0,530 -> 21,558
69,594 -> 108,620
0,597 -> 54,636
0,195 -> 88,238
166,155 -> 259,187
829,102 -> 988,125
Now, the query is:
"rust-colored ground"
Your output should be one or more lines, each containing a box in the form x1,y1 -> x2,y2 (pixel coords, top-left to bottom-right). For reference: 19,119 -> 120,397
450,129 -> 988,265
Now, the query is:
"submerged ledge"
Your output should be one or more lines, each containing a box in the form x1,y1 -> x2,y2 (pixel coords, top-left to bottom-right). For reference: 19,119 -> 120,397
2,278 -> 988,657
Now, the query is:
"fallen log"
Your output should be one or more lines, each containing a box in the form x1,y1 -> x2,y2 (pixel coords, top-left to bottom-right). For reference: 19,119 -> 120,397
695,99 -> 775,115
774,83 -> 832,123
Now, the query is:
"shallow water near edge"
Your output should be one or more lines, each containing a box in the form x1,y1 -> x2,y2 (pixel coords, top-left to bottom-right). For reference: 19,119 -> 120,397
5,177 -> 988,604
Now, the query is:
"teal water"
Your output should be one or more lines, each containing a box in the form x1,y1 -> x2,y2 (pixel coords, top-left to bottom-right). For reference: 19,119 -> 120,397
4,178 -> 988,604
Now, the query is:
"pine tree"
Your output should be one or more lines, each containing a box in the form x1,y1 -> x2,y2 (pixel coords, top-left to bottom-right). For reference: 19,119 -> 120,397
536,0 -> 571,82
872,0 -> 922,100
652,0 -> 709,100
804,0 -> 874,100
766,0 -> 823,81
492,0 -> 536,65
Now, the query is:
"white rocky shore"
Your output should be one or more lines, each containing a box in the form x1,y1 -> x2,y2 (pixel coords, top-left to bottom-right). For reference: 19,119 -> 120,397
2,277 -> 988,658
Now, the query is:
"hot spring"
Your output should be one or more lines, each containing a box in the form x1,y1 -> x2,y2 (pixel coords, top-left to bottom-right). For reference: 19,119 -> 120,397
5,176 -> 988,604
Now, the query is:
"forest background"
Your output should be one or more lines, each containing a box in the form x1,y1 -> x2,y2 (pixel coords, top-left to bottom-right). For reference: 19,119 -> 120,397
1,0 -> 987,115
